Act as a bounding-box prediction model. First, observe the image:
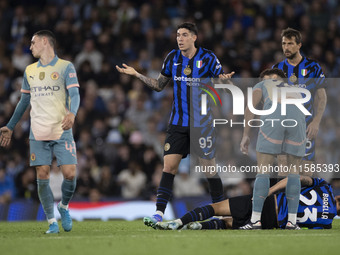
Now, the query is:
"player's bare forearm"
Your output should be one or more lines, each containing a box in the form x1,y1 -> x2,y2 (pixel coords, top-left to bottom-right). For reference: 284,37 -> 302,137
116,63 -> 170,92
136,73 -> 170,92
312,88 -> 327,124
268,178 -> 287,195
240,90 -> 261,155
240,107 -> 254,155
306,88 -> 326,139
243,107 -> 255,136
268,175 -> 313,196
244,89 -> 262,135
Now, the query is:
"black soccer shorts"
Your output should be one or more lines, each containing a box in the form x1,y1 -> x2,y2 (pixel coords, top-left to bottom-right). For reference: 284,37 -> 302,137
229,194 -> 278,229
163,124 -> 216,159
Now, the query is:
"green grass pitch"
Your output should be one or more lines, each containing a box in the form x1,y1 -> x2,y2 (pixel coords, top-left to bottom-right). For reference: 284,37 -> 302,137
1,220 -> 340,255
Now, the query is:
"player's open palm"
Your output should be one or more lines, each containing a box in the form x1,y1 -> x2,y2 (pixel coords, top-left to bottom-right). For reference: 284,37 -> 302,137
116,63 -> 137,77
219,71 -> 235,79
0,126 -> 13,147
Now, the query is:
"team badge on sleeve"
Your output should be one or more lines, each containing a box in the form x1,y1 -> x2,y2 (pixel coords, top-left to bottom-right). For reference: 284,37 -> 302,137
51,72 -> 59,80
31,153 -> 36,161
69,73 -> 76,78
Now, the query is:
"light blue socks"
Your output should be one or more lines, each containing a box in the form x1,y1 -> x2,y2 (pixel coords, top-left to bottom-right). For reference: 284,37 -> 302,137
61,178 -> 77,206
286,174 -> 301,224
251,173 -> 270,222
37,179 -> 55,220
252,173 -> 270,213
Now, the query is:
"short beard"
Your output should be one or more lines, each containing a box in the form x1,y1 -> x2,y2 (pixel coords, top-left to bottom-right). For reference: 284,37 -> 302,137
286,52 -> 297,60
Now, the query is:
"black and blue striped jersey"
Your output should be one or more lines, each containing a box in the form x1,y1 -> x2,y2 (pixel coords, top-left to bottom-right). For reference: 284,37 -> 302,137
273,57 -> 326,125
161,47 -> 223,127
276,178 -> 337,229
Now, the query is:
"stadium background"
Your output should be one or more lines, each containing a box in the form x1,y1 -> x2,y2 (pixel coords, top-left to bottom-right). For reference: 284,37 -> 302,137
0,0 -> 340,220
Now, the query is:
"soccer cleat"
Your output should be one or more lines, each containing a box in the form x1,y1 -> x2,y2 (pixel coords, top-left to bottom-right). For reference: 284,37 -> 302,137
57,202 -> 73,232
45,222 -> 59,234
239,220 -> 262,230
143,214 -> 163,229
184,222 -> 202,230
285,221 -> 301,230
155,221 -> 181,230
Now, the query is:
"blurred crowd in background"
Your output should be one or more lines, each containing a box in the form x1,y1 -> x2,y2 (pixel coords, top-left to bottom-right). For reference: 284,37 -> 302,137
1,0 -> 340,205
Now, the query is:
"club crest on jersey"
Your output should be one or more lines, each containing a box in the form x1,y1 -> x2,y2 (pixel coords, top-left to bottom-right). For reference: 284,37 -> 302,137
51,72 -> 59,80
39,72 -> 45,80
164,143 -> 170,151
196,60 -> 202,68
184,65 -> 191,75
289,73 -> 297,82
31,153 -> 36,161
301,69 -> 307,76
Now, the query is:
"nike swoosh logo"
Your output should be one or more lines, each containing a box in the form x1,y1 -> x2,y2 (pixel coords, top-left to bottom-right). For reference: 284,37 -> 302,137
174,63 -> 181,66
204,151 -> 213,156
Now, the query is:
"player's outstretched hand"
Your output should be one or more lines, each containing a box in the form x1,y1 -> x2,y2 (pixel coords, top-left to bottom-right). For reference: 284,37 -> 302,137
0,126 -> 13,147
219,71 -> 235,79
62,113 -> 75,130
240,135 -> 250,155
115,63 -> 137,77
219,72 -> 235,89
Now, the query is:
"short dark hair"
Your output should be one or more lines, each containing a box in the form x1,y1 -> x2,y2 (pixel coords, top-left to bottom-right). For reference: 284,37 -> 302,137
177,22 -> 198,36
281,27 -> 302,44
33,30 -> 56,49
260,68 -> 287,79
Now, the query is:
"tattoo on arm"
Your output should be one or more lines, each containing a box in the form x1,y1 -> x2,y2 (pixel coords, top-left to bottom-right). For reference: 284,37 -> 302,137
136,73 -> 170,92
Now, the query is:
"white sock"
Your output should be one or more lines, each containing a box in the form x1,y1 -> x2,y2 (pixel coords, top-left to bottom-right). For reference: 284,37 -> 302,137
251,211 -> 261,223
155,211 -> 164,217
48,218 -> 57,225
288,213 -> 297,224
59,202 -> 69,210
174,219 -> 183,226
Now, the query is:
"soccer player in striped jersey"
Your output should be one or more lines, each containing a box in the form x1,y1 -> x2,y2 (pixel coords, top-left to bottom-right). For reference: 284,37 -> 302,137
273,28 -> 327,172
156,175 -> 339,230
0,30 -> 80,234
116,22 -> 234,228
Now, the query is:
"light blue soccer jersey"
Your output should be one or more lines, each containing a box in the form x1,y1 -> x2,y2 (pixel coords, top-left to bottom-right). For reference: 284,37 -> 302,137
254,79 -> 306,157
21,56 -> 79,141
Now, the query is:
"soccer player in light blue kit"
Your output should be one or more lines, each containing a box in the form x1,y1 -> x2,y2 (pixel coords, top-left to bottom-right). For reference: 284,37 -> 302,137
239,68 -> 307,230
0,30 -> 80,234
